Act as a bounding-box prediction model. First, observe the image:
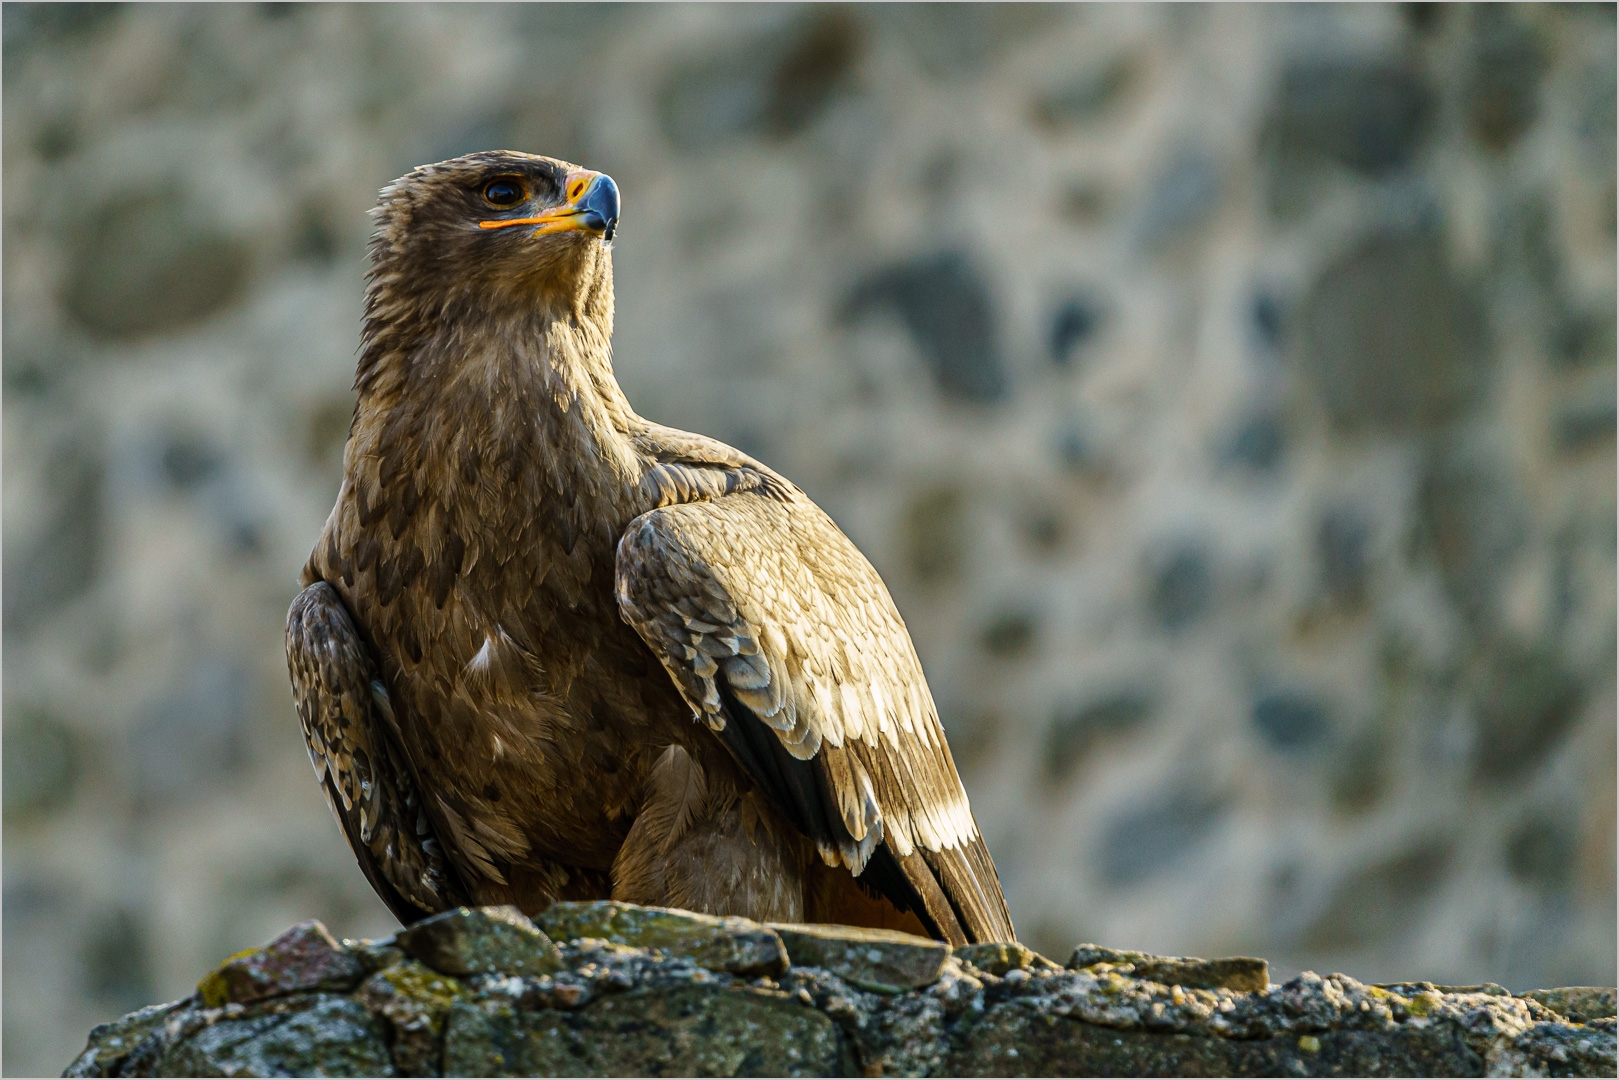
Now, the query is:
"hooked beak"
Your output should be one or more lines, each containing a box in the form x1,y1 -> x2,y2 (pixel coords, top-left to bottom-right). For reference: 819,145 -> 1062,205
480,170 -> 620,242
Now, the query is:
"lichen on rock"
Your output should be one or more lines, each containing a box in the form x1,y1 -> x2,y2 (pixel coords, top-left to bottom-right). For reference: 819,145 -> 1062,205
65,904 -> 1618,1078
395,905 -> 562,979
535,900 -> 787,976
194,920 -> 367,1008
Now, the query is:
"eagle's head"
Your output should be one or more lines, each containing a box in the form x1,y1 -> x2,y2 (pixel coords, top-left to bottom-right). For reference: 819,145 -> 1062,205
365,150 -> 619,327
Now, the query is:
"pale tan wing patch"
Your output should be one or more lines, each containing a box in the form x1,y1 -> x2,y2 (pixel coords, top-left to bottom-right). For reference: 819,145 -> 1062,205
614,493 -> 981,871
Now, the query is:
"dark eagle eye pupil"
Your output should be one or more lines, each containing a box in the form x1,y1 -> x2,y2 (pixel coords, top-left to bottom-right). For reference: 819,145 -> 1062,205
484,181 -> 523,207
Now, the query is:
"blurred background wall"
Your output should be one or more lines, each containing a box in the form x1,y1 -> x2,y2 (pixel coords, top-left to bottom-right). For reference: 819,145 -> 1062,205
3,2 -> 1614,1073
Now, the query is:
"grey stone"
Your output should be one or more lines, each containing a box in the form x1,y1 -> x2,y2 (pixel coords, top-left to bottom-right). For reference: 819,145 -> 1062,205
81,908 -> 156,1016
1044,688 -> 1155,784
1098,785 -> 1228,886
196,919 -> 366,1007
1494,192 -> 1562,292
657,9 -> 862,150
1251,291 -> 1284,350
1265,57 -> 1435,176
353,956 -> 464,1077
1329,728 -> 1390,814
1134,145 -> 1221,249
1048,294 -> 1104,366
1251,688 -> 1332,753
1317,506 -> 1371,608
1145,539 -> 1214,632
1552,307 -> 1617,369
844,251 -> 1007,404
130,655 -> 253,808
59,186 -> 251,341
1299,230 -> 1489,434
2,708 -> 80,819
1466,7 -> 1547,151
1413,445 -> 1529,625
769,922 -> 950,991
65,908 -> 1619,1077
1524,987 -> 1618,1024
1056,420 -> 1106,476
1471,640 -> 1584,787
979,608 -> 1038,659
957,941 -> 1061,977
62,999 -> 186,1079
442,985 -> 851,1077
1506,814 -> 1578,891
1303,835 -> 1456,950
2,437 -> 103,638
1497,1018 -> 1619,1078
1034,55 -> 1141,127
398,906 -> 563,979
1377,980 -> 1511,999
1575,51 -> 1618,167
877,4 -> 1059,81
2,2 -> 122,64
901,484 -> 967,585
1556,395 -> 1617,452
1221,410 -> 1286,473
1068,944 -> 1269,993
159,432 -> 224,492
946,1005 -> 1483,1079
156,995 -> 396,1078
536,900 -> 786,976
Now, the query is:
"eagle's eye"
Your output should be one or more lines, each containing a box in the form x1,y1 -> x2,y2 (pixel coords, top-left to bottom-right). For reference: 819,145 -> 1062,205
482,179 -> 527,208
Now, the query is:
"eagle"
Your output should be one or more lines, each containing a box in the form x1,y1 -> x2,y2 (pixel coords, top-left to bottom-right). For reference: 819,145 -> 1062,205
285,150 -> 1016,946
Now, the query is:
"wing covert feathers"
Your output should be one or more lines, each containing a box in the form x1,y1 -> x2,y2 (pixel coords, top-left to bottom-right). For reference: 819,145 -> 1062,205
286,581 -> 467,923
615,491 -> 1016,945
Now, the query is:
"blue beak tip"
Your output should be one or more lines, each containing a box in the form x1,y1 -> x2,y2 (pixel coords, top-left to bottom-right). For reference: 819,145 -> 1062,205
581,174 -> 620,241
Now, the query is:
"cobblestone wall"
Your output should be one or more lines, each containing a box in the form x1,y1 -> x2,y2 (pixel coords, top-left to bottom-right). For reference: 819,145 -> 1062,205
4,4 -> 1613,1075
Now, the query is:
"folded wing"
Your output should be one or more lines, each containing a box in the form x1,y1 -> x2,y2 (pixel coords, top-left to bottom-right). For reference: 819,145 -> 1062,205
286,581 -> 467,923
614,490 -> 1015,945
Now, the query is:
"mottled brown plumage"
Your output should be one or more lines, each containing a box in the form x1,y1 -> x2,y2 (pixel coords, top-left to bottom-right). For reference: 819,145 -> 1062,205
286,150 -> 1016,945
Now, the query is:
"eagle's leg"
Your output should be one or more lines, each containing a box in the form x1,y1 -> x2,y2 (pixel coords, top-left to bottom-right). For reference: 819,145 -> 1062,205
611,745 -> 808,923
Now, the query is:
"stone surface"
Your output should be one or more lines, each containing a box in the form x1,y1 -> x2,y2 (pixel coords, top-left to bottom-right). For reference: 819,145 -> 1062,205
1528,987 -> 1619,1025
944,1002 -> 1484,1078
154,995 -> 395,1078
1299,230 -> 1489,434
195,919 -> 366,1008
2,438 -> 103,637
353,955 -> 463,1077
656,9 -> 861,149
769,922 -> 951,992
1466,7 -> 1547,151
537,900 -> 787,977
442,986 -> 851,1077
397,906 -> 562,979
956,942 -> 1061,978
65,909 -> 1618,1077
1098,785 -> 1229,887
59,186 -> 251,341
62,1001 -> 188,1080
844,251 -> 1007,404
1069,944 -> 1270,994
1266,57 -> 1435,175
1043,689 -> 1155,784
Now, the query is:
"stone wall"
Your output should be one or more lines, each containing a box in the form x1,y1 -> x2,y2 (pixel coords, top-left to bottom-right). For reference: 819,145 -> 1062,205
4,4 -> 1614,1075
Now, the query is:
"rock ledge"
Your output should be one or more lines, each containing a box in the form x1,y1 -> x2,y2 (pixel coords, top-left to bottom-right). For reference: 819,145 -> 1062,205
66,903 -> 1616,1077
